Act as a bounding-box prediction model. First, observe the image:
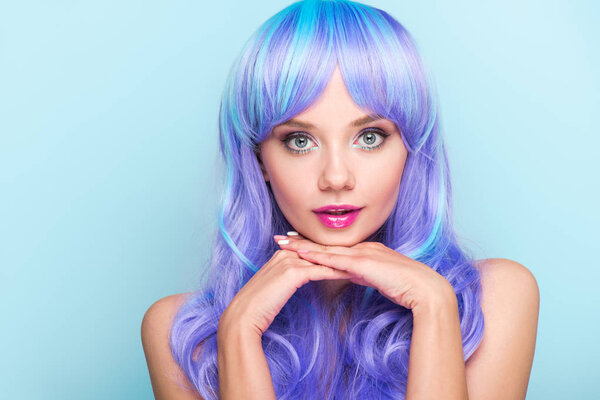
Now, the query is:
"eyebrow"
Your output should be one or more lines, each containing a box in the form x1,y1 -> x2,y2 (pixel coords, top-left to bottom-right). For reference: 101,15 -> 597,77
277,114 -> 383,129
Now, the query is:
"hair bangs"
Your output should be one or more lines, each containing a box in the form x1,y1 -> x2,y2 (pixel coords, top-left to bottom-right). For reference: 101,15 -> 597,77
229,0 -> 435,153
230,1 -> 339,145
330,2 -> 437,154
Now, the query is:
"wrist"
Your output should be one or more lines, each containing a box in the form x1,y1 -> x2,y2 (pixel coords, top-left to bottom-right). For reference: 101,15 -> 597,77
217,324 -> 263,355
411,283 -> 458,320
218,308 -> 263,343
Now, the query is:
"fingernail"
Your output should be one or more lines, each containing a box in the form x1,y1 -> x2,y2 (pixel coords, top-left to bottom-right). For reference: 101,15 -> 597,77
287,231 -> 299,236
277,239 -> 290,245
273,235 -> 287,240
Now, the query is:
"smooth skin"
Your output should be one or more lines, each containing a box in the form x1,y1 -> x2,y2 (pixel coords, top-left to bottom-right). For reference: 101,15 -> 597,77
141,67 -> 540,399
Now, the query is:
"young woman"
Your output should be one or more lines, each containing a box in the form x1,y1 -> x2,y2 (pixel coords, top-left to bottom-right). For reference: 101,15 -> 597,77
141,1 -> 539,399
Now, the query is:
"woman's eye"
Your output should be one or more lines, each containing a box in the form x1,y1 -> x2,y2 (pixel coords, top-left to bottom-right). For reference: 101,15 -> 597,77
281,129 -> 389,154
354,129 -> 389,151
282,134 -> 317,154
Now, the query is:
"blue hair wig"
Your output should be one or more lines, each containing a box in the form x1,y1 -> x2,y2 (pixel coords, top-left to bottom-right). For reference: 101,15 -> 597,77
170,1 -> 484,398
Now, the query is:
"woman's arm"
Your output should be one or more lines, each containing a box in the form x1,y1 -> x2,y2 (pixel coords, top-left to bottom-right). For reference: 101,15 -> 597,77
141,293 -> 280,400
143,245 -> 352,400
217,311 -> 277,400
405,258 -> 540,400
273,238 -> 472,399
215,247 -> 353,399
406,290 -> 468,400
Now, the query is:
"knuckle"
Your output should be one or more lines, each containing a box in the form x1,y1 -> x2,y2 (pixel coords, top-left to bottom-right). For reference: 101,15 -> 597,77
282,263 -> 301,278
367,241 -> 382,249
274,249 -> 293,259
354,242 -> 369,250
360,241 -> 382,249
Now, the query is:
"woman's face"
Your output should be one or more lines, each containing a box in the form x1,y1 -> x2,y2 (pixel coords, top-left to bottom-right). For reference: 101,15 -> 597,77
257,67 -> 408,246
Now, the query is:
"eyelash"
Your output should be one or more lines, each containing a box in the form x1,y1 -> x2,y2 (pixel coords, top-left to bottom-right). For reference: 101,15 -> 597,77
280,129 -> 390,155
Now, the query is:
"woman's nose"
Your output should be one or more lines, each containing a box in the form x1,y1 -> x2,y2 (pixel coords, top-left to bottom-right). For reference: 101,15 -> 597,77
317,147 -> 355,191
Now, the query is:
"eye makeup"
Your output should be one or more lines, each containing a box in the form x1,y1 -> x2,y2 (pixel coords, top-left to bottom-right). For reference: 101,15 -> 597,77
280,128 -> 390,155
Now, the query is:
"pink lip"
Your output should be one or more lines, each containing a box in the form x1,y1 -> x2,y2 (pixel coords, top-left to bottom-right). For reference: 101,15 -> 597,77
313,207 -> 363,229
312,204 -> 361,212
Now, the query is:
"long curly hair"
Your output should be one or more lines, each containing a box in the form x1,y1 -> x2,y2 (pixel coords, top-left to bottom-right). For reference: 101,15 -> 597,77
170,1 -> 484,398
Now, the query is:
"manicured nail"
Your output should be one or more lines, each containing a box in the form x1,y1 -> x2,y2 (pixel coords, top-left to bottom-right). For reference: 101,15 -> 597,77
277,239 -> 290,245
287,231 -> 299,236
273,235 -> 287,240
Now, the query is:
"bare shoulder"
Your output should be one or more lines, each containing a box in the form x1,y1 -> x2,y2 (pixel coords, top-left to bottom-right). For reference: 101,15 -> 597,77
141,293 -> 204,400
474,257 -> 540,313
473,257 -> 540,329
142,293 -> 190,331
474,257 -> 540,300
465,258 -> 540,399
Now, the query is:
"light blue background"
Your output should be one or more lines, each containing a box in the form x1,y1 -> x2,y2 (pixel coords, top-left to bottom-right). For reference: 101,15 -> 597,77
1,0 -> 598,398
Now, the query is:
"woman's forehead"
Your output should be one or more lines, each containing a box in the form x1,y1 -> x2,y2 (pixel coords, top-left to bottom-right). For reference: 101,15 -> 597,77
275,114 -> 384,130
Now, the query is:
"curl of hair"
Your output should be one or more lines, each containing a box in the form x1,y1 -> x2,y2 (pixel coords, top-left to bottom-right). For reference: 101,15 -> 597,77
170,1 -> 484,398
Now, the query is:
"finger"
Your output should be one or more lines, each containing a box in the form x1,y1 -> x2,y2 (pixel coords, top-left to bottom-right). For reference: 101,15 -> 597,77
273,232 -> 313,247
286,230 -> 302,238
273,231 -> 304,240
276,237 -> 327,252
302,264 -> 354,282
272,231 -> 306,244
272,230 -> 304,243
277,237 -> 354,256
295,249 -> 360,275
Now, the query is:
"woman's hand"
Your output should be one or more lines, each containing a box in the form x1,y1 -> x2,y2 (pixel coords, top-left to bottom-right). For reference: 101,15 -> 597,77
218,239 -> 354,339
275,233 -> 456,313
